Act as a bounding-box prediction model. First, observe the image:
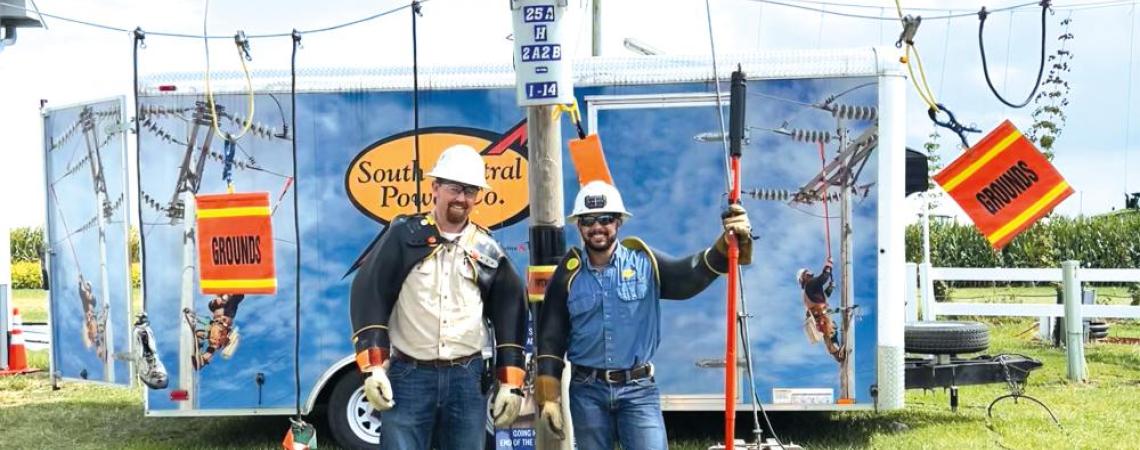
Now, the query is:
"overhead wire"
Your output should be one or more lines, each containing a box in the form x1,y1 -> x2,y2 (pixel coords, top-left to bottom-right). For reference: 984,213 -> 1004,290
978,1 -> 1051,108
894,0 -> 939,112
740,0 -> 1135,20
1,0 -> 1134,40
290,26 -> 304,433
0,1 -> 422,39
705,0 -> 733,195
131,29 -> 149,310
705,1 -> 785,447
202,0 -> 256,145
411,1 -> 423,214
741,0 -> 1042,21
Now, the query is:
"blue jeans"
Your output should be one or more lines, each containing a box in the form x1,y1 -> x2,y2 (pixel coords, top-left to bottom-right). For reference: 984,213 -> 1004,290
569,369 -> 668,450
381,355 -> 487,450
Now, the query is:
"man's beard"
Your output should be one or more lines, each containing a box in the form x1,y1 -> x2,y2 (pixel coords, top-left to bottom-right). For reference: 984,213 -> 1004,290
443,201 -> 469,224
583,229 -> 615,253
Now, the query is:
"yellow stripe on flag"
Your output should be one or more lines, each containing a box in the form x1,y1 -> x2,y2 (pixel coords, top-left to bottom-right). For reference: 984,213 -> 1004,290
987,181 -> 1071,245
197,206 -> 271,219
942,130 -> 1023,192
201,278 -> 277,290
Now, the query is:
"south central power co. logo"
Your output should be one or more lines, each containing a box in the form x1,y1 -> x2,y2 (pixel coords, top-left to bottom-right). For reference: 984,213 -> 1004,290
345,120 -> 530,229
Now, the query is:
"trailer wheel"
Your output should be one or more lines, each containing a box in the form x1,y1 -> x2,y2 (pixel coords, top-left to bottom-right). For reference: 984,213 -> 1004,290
327,371 -> 381,450
905,321 -> 990,355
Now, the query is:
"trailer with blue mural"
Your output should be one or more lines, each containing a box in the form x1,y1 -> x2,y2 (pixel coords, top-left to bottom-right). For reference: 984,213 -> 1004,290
44,48 -> 909,449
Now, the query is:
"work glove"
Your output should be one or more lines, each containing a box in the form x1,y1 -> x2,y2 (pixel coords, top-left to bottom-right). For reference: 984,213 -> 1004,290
535,374 -> 565,440
490,383 -> 524,427
362,365 -> 395,411
715,204 -> 754,265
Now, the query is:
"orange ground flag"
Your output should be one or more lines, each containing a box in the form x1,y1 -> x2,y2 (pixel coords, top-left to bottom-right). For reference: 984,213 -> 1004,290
568,134 -> 614,186
195,192 -> 277,295
932,120 -> 1073,250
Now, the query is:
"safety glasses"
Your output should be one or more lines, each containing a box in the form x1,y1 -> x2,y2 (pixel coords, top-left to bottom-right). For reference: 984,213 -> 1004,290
439,181 -> 481,197
578,214 -> 618,227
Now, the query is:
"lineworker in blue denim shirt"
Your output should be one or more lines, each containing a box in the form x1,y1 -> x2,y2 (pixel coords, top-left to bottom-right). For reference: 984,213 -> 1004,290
534,181 -> 753,449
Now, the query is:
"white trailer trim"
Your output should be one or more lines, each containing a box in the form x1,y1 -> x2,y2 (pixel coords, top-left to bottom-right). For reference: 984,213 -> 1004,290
922,266 -> 1140,320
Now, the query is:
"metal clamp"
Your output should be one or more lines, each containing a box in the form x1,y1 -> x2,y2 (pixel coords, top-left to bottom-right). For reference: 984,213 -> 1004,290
927,104 -> 981,148
895,15 -> 922,49
234,30 -> 252,61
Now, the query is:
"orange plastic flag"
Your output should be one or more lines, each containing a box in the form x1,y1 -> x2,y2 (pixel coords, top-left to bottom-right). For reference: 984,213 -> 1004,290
933,120 -> 1073,249
568,134 -> 614,186
195,192 -> 277,295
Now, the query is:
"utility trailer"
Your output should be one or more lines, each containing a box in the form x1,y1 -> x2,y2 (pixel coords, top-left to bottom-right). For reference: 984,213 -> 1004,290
44,48 -> 917,449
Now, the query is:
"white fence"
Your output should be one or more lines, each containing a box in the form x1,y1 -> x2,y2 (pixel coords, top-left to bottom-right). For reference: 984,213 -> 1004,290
906,260 -> 1140,381
906,262 -> 1140,321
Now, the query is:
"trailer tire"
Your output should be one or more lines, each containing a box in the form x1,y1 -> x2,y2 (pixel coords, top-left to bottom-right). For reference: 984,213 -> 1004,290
904,321 -> 989,355
1088,321 -> 1109,333
327,371 -> 381,450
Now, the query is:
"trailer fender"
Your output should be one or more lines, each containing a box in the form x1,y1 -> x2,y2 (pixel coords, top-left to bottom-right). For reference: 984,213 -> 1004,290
306,355 -> 356,413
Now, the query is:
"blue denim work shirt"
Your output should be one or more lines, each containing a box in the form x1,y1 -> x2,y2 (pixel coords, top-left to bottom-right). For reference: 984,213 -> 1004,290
566,244 -> 659,370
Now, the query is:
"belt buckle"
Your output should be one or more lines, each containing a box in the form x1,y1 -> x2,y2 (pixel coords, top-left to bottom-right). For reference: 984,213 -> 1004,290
602,369 -> 623,383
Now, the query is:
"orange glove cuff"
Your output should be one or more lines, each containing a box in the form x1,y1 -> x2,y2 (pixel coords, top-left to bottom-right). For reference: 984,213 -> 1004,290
535,374 -> 561,404
498,366 -> 526,388
355,347 -> 389,373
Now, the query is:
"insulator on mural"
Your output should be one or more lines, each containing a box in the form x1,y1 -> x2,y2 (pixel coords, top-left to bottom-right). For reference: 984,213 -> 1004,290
785,128 -> 831,144
829,104 -> 877,121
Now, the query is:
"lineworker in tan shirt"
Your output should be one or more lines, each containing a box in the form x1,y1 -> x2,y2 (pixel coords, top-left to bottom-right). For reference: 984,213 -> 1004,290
348,144 -> 528,450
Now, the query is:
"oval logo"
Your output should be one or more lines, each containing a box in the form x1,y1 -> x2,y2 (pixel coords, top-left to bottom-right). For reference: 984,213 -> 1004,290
345,122 -> 530,229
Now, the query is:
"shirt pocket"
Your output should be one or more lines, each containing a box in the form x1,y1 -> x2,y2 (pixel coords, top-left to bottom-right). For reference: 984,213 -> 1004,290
567,292 -> 599,316
458,257 -> 477,282
617,271 -> 648,302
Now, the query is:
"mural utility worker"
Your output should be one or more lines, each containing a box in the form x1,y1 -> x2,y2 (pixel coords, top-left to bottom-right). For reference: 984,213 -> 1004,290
797,261 -> 838,348
534,181 -> 753,449
191,293 -> 246,369
349,144 -> 528,450
78,276 -> 98,349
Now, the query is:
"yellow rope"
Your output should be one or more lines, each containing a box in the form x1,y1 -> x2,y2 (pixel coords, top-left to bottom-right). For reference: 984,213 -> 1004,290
204,40 -> 256,142
895,0 -> 940,112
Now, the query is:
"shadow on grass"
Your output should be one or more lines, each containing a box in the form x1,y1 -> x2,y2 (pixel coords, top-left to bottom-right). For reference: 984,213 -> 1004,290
664,408 -> 979,449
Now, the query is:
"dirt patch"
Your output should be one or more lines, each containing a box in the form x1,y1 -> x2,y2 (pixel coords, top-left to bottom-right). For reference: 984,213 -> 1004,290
1104,336 -> 1140,345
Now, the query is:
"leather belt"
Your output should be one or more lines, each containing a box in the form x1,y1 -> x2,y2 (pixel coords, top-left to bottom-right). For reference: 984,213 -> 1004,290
393,350 -> 481,367
574,363 -> 654,384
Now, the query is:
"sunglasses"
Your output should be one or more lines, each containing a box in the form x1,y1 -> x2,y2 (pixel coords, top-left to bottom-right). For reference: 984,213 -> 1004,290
439,181 -> 481,197
578,214 -> 618,227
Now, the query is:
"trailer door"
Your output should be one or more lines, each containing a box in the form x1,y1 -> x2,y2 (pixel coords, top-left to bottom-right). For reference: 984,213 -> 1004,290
135,92 -> 300,415
43,97 -> 134,386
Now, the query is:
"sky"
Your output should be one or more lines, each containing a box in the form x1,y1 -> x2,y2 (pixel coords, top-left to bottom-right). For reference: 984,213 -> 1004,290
1,0 -> 1139,232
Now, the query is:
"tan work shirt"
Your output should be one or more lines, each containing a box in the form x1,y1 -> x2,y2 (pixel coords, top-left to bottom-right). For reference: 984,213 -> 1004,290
389,223 -> 486,361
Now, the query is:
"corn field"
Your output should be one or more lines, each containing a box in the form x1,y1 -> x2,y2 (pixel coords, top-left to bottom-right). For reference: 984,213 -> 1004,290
906,211 -> 1140,304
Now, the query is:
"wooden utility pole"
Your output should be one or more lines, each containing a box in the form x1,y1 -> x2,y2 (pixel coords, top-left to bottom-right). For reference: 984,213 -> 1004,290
591,0 -> 601,57
837,123 -> 855,402
527,106 -> 572,450
511,1 -> 574,448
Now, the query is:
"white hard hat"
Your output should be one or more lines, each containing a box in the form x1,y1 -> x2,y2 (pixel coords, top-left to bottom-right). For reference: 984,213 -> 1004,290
568,181 -> 631,223
426,144 -> 490,189
796,269 -> 809,285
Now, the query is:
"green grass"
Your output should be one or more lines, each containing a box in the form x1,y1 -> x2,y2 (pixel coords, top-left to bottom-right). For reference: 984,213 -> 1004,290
8,288 -> 141,324
4,290 -> 1139,449
666,318 -> 1140,449
11,289 -> 49,323
946,285 -> 1138,304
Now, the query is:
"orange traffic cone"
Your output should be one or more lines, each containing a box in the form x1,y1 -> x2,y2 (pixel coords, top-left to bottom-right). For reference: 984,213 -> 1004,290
2,308 -> 39,376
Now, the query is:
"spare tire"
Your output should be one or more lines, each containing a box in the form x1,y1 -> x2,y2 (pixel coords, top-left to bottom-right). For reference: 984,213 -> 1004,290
905,321 -> 990,355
